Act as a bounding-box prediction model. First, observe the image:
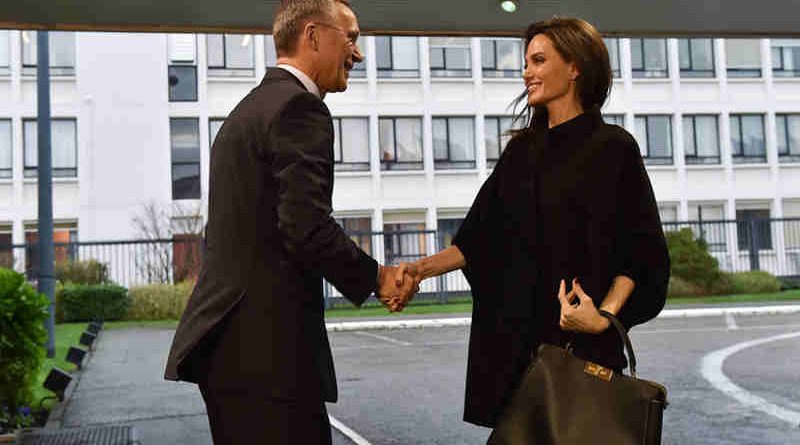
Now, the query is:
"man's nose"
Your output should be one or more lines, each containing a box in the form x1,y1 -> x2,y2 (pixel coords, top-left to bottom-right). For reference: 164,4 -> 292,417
352,45 -> 364,64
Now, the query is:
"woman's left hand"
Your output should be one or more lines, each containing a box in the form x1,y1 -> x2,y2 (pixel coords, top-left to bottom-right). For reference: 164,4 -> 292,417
557,278 -> 610,334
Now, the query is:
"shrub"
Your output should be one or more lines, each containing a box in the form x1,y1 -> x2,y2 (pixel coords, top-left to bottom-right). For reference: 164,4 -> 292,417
0,268 -> 49,430
125,281 -> 195,320
61,284 -> 130,322
665,228 -> 727,294
729,271 -> 782,294
56,259 -> 109,285
667,276 -> 705,298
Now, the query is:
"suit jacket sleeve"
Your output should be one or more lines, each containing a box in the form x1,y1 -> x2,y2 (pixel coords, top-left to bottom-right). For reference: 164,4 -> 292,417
612,136 -> 671,328
268,92 -> 378,306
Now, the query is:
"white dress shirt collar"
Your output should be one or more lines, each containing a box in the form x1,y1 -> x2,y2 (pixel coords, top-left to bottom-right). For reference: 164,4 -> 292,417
276,64 -> 321,98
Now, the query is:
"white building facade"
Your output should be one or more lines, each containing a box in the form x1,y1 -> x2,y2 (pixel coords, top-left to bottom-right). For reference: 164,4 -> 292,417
1,30 -> 800,282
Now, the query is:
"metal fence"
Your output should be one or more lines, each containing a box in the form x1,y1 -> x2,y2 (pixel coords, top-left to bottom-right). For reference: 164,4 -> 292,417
2,218 -> 798,298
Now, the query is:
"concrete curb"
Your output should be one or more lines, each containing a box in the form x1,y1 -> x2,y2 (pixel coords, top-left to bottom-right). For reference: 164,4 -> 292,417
43,330 -> 99,429
325,304 -> 800,332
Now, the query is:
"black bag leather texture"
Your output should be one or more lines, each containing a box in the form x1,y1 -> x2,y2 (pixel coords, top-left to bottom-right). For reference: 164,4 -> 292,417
487,310 -> 667,445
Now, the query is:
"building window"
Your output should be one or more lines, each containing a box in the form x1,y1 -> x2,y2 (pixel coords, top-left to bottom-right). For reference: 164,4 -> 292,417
23,118 -> 78,178
777,114 -> 800,163
484,116 -> 514,167
679,38 -> 715,78
264,35 -> 277,67
634,115 -> 673,165
631,38 -> 668,78
24,223 -> 78,280
604,38 -> 621,78
690,204 -> 727,251
736,209 -> 772,251
481,38 -> 522,78
21,31 -> 76,76
375,37 -> 419,78
603,114 -> 625,127
730,114 -> 766,164
771,39 -> 800,78
379,117 -> 423,171
209,118 -> 224,150
0,225 -> 12,270
437,218 -> 464,249
433,117 -> 476,170
726,39 -> 762,78
332,117 -> 370,172
335,217 -> 372,254
429,37 -> 471,78
170,118 -> 201,200
168,34 -> 198,102
207,34 -> 255,77
349,36 -> 366,78
683,115 -> 720,164
0,31 -> 9,76
383,222 -> 426,264
0,119 -> 10,179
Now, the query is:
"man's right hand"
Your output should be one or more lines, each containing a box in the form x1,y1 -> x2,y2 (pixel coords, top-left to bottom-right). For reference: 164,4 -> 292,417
376,263 -> 420,312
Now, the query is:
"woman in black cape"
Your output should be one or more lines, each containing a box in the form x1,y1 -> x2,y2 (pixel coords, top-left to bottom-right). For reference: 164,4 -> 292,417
403,17 -> 670,429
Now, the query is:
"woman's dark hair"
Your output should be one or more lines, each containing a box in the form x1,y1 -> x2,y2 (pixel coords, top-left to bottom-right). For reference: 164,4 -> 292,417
509,16 -> 612,136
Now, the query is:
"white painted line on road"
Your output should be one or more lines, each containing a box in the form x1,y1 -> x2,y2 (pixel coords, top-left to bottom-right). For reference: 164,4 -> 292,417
329,414 -> 373,445
635,324 -> 800,335
326,305 -> 800,332
354,331 -> 413,346
725,313 -> 739,330
700,331 -> 800,426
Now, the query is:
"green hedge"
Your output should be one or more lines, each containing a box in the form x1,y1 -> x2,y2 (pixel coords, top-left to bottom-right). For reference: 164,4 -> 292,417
61,284 -> 130,322
0,268 -> 49,430
125,281 -> 194,320
56,259 -> 109,285
729,271 -> 782,294
665,228 -> 727,294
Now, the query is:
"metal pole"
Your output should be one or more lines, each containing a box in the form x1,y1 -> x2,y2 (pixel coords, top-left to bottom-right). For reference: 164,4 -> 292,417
37,31 -> 56,358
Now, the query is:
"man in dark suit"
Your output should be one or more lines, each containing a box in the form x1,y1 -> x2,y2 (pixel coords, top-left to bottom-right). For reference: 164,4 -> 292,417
164,1 -> 418,443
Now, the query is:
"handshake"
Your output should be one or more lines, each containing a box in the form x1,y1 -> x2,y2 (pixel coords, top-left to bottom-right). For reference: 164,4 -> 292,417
375,262 -> 422,312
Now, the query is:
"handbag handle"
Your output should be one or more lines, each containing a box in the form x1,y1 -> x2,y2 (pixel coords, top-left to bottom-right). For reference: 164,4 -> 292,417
598,310 -> 638,378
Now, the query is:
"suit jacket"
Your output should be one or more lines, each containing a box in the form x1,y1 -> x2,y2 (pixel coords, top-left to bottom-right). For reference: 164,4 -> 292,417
164,68 -> 378,405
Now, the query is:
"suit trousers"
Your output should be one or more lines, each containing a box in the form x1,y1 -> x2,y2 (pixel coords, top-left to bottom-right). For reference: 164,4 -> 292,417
199,384 -> 332,445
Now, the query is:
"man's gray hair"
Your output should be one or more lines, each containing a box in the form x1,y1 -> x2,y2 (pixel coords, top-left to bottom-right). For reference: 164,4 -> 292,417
272,0 -> 351,56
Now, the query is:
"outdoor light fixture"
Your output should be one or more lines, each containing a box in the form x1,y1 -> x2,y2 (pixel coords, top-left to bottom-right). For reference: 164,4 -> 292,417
500,0 -> 517,13
43,367 -> 72,401
87,321 -> 102,334
66,346 -> 88,369
79,331 -> 97,348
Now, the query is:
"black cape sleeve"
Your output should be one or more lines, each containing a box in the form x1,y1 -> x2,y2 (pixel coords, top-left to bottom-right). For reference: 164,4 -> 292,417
451,150 -> 510,304
612,137 -> 671,328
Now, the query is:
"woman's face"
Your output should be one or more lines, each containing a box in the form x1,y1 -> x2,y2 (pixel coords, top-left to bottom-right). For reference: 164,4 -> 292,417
522,34 -> 580,108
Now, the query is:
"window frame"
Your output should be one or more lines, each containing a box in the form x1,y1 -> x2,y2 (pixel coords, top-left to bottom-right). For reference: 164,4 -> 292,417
378,116 -> 424,171
730,113 -> 766,164
480,38 -> 522,78
22,117 -> 78,178
635,115 -> 674,165
683,114 -> 721,165
0,119 -> 11,179
432,116 -> 476,170
631,38 -> 669,79
484,115 -> 514,165
21,31 -> 76,77
206,34 -> 255,77
776,113 -> 800,163
679,38 -> 716,78
170,117 -> 202,200
375,36 -> 420,78
332,116 -> 370,172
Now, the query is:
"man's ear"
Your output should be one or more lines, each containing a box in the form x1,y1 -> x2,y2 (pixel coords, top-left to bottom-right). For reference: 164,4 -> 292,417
303,22 -> 319,51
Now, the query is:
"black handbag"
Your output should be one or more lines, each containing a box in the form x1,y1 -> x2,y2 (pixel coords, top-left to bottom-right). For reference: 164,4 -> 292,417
488,310 -> 667,445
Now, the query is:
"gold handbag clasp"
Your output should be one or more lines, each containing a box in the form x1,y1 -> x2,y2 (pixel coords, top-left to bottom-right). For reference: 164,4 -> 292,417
584,361 -> 614,381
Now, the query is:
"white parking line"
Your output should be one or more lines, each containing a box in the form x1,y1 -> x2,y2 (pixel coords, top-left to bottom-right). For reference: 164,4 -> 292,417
325,305 -> 800,332
329,414 -> 373,445
700,331 -> 800,426
354,331 -> 413,346
725,313 -> 739,330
